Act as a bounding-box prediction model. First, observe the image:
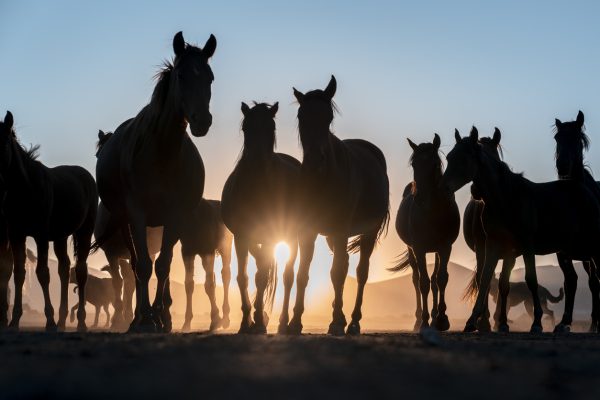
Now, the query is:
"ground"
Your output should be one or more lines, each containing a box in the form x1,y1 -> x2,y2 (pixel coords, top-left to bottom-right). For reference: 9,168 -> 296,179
1,331 -> 599,399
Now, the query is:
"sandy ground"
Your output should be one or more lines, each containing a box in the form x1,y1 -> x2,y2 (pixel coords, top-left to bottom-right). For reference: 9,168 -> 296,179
1,331 -> 600,400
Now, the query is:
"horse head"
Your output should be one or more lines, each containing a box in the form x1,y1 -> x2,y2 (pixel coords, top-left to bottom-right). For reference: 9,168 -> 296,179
241,102 -> 278,156
407,133 -> 443,192
440,127 -> 482,193
554,110 -> 588,180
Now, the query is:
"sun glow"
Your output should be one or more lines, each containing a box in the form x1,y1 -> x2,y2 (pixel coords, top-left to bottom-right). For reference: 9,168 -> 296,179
274,241 -> 291,264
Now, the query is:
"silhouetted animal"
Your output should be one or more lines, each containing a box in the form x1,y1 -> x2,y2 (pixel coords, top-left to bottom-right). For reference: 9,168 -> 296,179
95,131 -> 232,332
69,267 -> 112,328
94,32 -> 216,333
394,134 -> 459,332
222,102 -> 303,334
290,76 -> 390,335
441,127 -> 600,333
0,111 -> 97,332
488,276 -> 563,328
553,111 -> 600,332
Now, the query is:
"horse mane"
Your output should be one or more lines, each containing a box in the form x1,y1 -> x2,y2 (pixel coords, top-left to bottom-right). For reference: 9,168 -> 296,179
479,137 -> 504,159
553,123 -> 590,151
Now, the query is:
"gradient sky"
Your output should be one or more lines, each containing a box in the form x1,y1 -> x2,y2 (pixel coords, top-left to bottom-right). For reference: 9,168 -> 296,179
1,1 -> 599,301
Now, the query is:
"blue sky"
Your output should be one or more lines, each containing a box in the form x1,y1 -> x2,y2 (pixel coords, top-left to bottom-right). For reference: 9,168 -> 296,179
1,1 -> 599,298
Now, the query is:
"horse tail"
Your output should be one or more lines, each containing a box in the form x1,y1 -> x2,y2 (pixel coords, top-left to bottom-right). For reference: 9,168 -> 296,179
547,287 -> 564,303
264,258 -> 278,314
388,250 -> 411,273
73,285 -> 79,294
462,269 -> 480,302
90,218 -> 120,254
347,206 -> 390,254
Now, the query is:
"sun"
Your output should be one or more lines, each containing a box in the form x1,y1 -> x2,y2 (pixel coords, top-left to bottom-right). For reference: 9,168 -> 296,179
274,241 -> 291,264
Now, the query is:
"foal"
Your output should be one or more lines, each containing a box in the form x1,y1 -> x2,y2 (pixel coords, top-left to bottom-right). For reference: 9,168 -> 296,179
0,111 -> 97,331
394,134 -> 460,331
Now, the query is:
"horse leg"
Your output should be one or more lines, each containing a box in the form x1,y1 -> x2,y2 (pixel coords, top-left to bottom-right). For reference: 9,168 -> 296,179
251,243 -> 275,334
235,236 -> 253,333
125,209 -> 155,333
106,257 -> 125,330
69,303 -> 79,324
0,247 -> 12,329
220,242 -> 232,329
288,232 -> 317,335
475,248 -> 491,332
430,253 -> 440,327
413,249 -> 430,332
181,254 -> 195,331
8,238 -> 26,330
433,245 -> 451,332
327,236 -> 350,336
497,257 -> 515,333
34,239 -> 57,331
202,253 -> 222,332
93,305 -> 100,328
278,240 -> 298,334
120,259 -> 135,325
465,243 -> 499,332
409,250 -> 421,332
583,260 -> 600,332
348,232 -> 377,335
555,254 -> 577,333
104,304 -> 111,328
540,300 -> 554,327
54,239 -> 71,331
152,225 -> 178,333
73,226 -> 93,333
522,252 -> 543,333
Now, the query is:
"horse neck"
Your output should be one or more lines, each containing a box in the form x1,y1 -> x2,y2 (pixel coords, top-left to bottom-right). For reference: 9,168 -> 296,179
413,168 -> 442,199
301,129 -> 343,171
473,156 -> 517,208
240,129 -> 275,166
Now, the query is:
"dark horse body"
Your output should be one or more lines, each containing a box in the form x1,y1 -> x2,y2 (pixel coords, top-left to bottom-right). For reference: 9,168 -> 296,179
290,76 -> 390,335
222,102 -> 302,334
0,111 -> 97,331
442,127 -> 600,333
94,32 -> 216,332
394,134 -> 459,331
553,111 -> 600,332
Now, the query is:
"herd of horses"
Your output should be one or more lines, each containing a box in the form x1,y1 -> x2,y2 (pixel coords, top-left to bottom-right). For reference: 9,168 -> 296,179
0,31 -> 599,336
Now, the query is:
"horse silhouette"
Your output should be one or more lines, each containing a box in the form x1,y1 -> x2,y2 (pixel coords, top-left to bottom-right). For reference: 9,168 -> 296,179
95,131 -> 231,332
0,111 -> 97,332
94,32 -> 216,332
393,134 -> 459,332
441,127 -> 600,333
69,267 -> 113,329
291,76 -> 390,335
0,204 -> 10,329
221,102 -> 303,334
553,111 -> 600,332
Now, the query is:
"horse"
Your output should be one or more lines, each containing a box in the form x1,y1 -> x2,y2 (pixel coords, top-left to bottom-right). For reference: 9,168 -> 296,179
95,132 -> 231,332
553,110 -> 600,332
69,267 -> 113,329
393,134 -> 459,332
0,111 -> 97,332
222,102 -> 303,334
94,32 -> 216,332
290,76 -> 390,335
441,127 -> 600,333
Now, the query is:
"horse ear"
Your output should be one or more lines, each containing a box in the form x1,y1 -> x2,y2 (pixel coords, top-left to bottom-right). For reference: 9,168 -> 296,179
469,126 -> 479,141
324,75 -> 337,99
173,31 -> 186,57
433,133 -> 441,150
202,34 -> 217,59
241,102 -> 250,116
555,118 -> 562,128
98,130 -> 105,139
3,111 -> 13,130
576,110 -> 584,127
270,102 -> 279,116
407,138 -> 418,151
454,129 -> 461,143
493,127 -> 501,145
293,88 -> 305,103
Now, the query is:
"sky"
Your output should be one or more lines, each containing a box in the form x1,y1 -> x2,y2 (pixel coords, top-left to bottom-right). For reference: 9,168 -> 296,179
1,1 -> 600,300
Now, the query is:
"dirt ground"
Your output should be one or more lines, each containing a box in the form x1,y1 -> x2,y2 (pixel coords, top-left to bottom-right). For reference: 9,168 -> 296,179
1,331 -> 600,400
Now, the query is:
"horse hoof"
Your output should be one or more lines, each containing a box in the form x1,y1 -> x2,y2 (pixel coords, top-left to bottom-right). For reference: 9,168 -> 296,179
463,323 -> 477,333
328,323 -> 346,336
128,318 -> 157,334
530,324 -> 543,334
412,320 -> 422,332
497,324 -> 509,333
287,321 -> 303,335
45,322 -> 58,333
249,323 -> 267,335
435,315 -> 450,332
57,323 -> 66,333
220,316 -> 230,329
346,321 -> 361,336
238,321 -> 254,334
588,322 -> 598,333
77,324 -> 88,333
181,322 -> 191,332
476,319 -> 491,333
209,318 -> 221,332
554,324 -> 570,334
277,323 -> 289,335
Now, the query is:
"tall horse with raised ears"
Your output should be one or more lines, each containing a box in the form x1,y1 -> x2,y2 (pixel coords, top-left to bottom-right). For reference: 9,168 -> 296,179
441,127 -> 600,333
553,111 -> 600,332
94,32 -> 216,333
0,111 -> 97,331
291,76 -> 390,335
393,134 -> 459,332
222,102 -> 304,334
